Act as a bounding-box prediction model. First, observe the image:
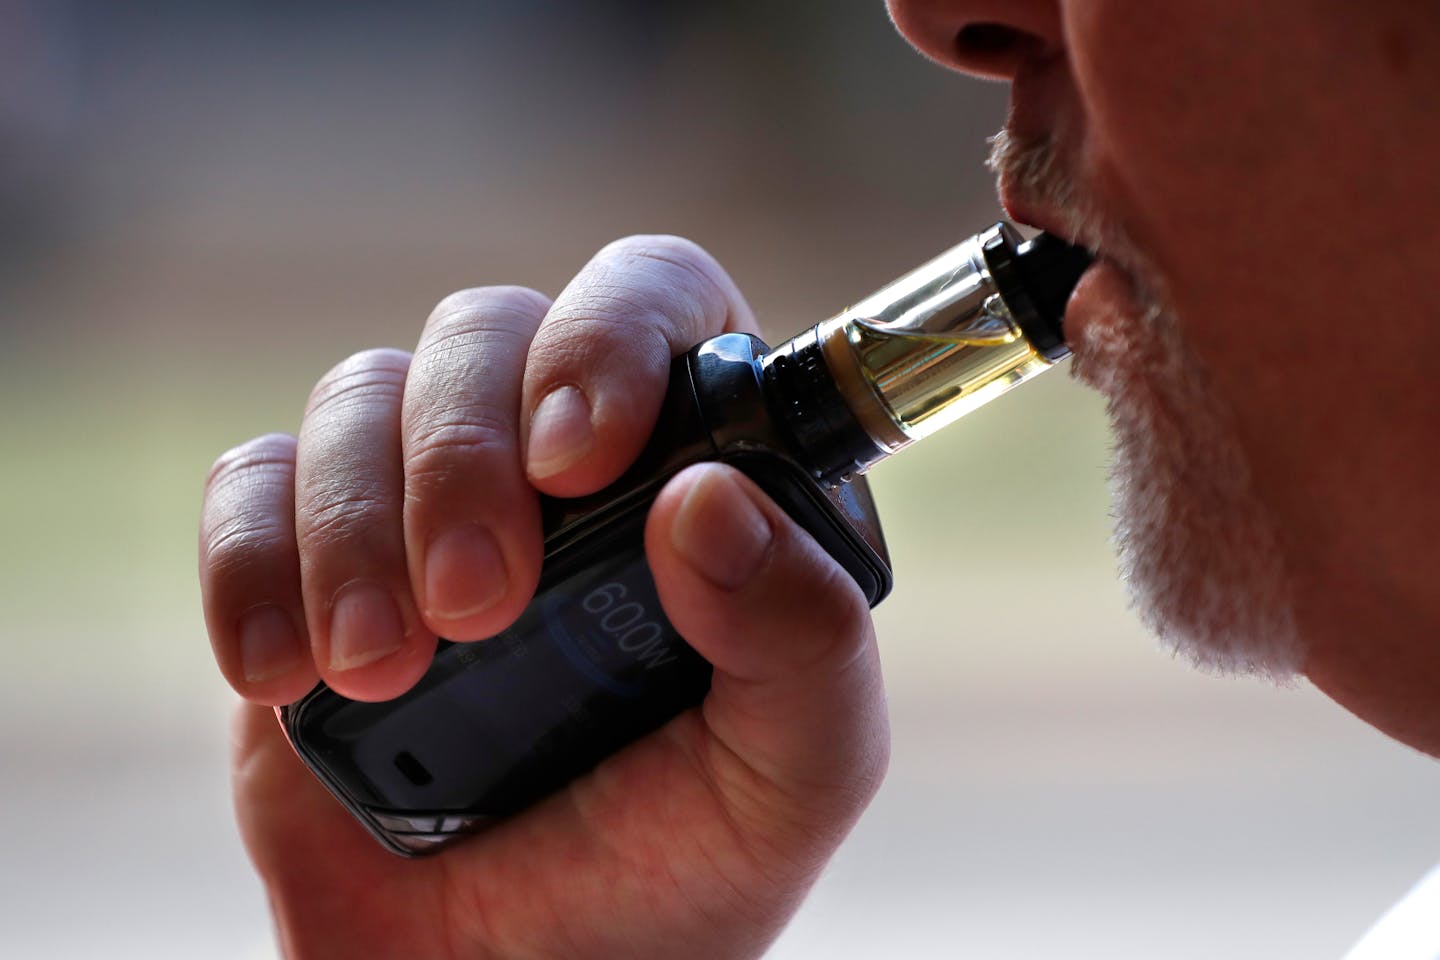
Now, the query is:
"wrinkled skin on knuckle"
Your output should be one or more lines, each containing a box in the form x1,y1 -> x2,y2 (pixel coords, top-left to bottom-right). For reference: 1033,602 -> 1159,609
410,326 -> 531,391
580,235 -> 729,329
206,433 -> 295,489
203,512 -> 293,581
597,234 -> 728,301
425,285 -> 550,335
413,290 -> 541,390
607,250 -> 713,323
296,488 -> 394,548
202,435 -> 298,574
304,348 -> 411,419
402,413 -> 515,495
204,466 -> 293,537
295,419 -> 401,544
539,299 -> 674,373
528,236 -> 739,399
296,352 -> 410,546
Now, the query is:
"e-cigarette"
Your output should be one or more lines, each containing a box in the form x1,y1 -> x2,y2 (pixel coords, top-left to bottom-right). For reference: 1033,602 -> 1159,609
280,222 -> 1092,855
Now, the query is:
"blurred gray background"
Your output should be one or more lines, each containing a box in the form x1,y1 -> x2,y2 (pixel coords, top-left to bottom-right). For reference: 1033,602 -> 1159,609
2,1 -> 1437,956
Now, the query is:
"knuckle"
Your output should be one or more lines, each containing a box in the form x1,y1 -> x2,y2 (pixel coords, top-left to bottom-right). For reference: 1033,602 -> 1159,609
603,234 -> 730,311
305,348 -> 411,417
637,241 -> 725,296
527,234 -> 740,386
574,235 -> 732,340
403,412 -> 513,485
207,433 -> 296,489
539,290 -> 678,371
599,233 -> 718,276
538,298 -> 671,368
203,512 -> 294,581
202,436 -> 298,572
411,308 -> 536,386
296,487 -> 393,546
426,285 -> 550,335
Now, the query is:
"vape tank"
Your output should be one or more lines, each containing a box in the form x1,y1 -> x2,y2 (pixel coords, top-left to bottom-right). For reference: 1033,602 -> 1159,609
280,222 -> 1092,855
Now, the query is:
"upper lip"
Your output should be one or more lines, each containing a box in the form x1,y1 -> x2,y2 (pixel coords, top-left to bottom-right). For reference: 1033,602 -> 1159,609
992,56 -> 1093,251
998,181 -> 1100,263
997,184 -> 1067,242
988,119 -> 1086,248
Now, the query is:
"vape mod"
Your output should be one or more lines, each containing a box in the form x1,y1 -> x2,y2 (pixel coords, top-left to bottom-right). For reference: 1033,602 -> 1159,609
281,222 -> 1092,855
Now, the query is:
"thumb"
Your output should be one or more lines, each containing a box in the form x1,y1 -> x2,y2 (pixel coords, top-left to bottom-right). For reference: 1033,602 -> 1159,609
644,463 -> 890,820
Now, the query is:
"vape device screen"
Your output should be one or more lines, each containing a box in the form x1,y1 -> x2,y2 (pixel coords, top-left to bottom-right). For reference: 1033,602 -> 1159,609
295,526 -> 712,818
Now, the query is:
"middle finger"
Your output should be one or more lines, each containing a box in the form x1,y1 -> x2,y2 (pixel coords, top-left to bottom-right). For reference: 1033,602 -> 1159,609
400,285 -> 551,642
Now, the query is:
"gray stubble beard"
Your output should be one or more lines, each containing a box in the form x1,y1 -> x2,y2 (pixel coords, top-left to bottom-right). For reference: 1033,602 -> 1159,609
988,129 -> 1301,681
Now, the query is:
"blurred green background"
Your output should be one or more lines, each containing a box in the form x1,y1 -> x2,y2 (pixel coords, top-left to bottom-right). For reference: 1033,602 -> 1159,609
3,2 -> 1437,957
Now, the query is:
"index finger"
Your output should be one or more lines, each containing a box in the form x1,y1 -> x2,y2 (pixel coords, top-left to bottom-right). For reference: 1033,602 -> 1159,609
520,235 -> 758,498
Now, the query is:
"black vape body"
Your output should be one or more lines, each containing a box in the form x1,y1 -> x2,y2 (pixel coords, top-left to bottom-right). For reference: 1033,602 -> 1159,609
280,333 -> 893,855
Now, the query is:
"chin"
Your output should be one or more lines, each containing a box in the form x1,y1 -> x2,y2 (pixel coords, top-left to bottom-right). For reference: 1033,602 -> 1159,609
1068,274 -> 1302,682
989,125 -> 1303,679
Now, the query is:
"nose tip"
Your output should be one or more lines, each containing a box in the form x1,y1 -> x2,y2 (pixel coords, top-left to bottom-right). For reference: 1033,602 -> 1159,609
888,1 -> 1064,81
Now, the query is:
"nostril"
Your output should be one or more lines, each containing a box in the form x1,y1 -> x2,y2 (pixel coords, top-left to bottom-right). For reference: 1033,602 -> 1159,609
957,22 -> 1022,57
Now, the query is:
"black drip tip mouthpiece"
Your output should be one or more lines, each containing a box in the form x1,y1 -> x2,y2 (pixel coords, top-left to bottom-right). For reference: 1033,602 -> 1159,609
982,226 -> 1094,361
1017,233 -> 1094,338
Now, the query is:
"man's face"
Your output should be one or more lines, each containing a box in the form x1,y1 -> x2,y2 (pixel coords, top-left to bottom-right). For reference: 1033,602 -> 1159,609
888,2 -> 1440,753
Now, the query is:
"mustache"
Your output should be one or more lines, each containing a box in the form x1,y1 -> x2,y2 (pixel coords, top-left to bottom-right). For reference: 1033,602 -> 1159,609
986,127 -> 1095,248
987,126 -> 1163,302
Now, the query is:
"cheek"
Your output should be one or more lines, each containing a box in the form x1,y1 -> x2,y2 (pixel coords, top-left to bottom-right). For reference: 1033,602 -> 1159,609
1061,3 -> 1440,584
1062,2 -> 1416,301
1060,5 -> 1381,403
1064,4 -> 1312,263
1062,5 -> 1297,439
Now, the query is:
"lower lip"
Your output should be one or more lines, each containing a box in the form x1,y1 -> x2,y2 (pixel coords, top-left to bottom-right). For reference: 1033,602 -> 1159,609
1062,258 -> 1138,356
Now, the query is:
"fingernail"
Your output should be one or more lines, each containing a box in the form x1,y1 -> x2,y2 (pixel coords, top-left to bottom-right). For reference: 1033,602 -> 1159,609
527,384 -> 593,480
237,604 -> 303,684
328,581 -> 406,672
424,523 -> 508,621
671,467 -> 773,591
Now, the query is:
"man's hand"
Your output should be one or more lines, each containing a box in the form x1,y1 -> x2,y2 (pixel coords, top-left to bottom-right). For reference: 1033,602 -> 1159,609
198,236 -> 889,959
